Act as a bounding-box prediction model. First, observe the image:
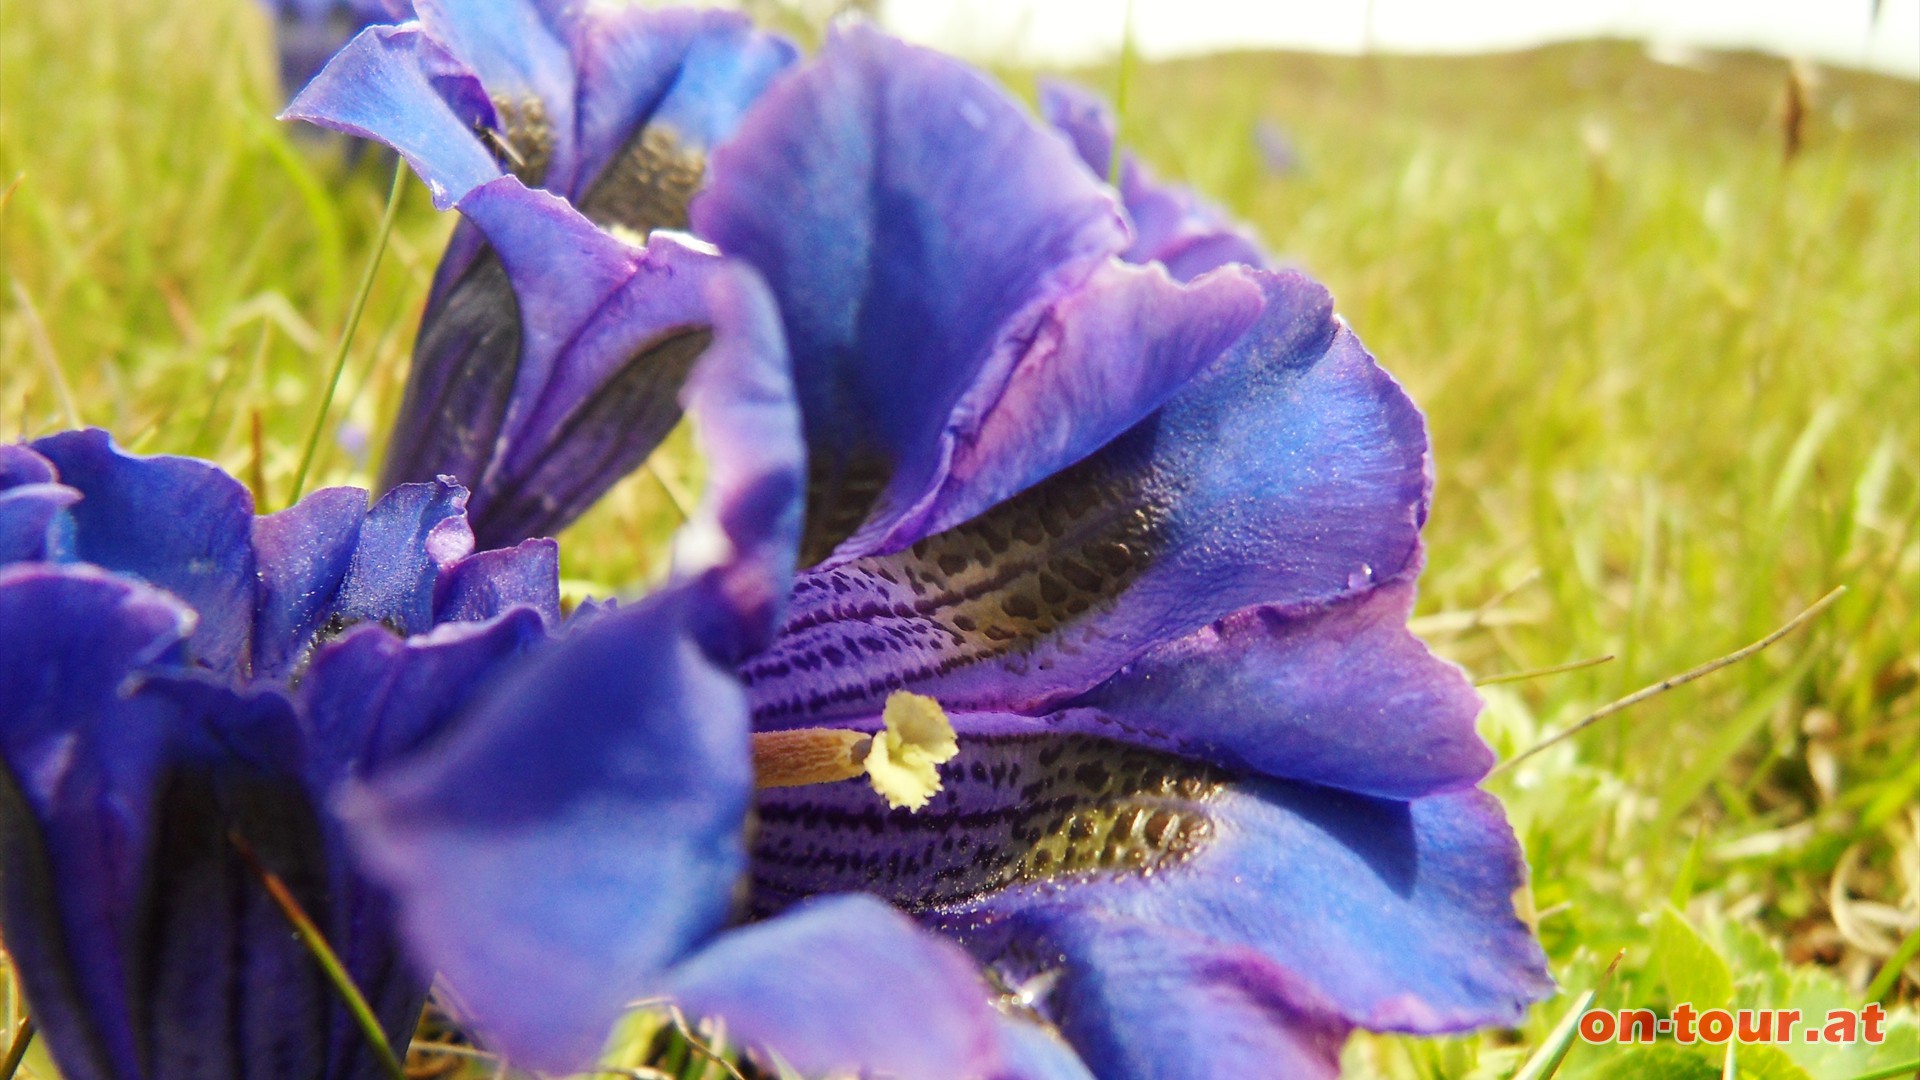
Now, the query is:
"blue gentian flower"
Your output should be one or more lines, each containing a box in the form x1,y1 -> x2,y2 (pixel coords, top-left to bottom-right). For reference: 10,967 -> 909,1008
0,429 -> 558,1079
314,23 -> 1553,1080
284,0 -> 797,547
263,0 -> 411,99
1038,78 -> 1271,282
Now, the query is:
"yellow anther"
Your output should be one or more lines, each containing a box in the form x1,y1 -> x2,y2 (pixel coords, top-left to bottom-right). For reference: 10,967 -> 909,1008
864,692 -> 959,812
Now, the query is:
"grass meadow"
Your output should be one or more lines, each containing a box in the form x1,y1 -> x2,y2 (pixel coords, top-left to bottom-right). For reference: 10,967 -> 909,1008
2,0 -> 1916,1077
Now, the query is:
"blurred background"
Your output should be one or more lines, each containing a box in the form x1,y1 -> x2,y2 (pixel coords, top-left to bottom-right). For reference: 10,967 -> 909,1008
1,1 -> 1916,1077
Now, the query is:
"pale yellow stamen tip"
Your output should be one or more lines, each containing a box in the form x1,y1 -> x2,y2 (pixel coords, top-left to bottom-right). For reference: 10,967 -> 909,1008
864,692 -> 959,812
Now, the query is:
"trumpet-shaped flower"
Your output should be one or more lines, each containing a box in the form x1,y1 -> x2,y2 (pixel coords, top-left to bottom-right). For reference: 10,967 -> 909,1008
0,430 -> 557,1080
325,23 -> 1552,1080
285,0 -> 796,546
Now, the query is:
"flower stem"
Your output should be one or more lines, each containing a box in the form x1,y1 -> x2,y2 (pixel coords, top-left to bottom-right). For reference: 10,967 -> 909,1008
229,831 -> 407,1080
289,160 -> 407,506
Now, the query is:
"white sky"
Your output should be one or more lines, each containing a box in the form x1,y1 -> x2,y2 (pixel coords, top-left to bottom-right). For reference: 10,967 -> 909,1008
881,0 -> 1920,78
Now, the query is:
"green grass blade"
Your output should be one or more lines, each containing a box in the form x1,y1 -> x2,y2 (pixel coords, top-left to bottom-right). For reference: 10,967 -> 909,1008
288,159 -> 406,506
1864,924 -> 1920,1005
1510,951 -> 1624,1080
1843,1060 -> 1920,1080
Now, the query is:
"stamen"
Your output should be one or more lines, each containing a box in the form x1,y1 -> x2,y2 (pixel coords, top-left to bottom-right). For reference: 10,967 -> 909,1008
752,728 -> 871,790
747,692 -> 960,813
864,692 -> 959,812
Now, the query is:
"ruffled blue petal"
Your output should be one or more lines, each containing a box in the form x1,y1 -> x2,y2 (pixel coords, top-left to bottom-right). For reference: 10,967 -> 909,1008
300,608 -> 549,781
325,477 -> 473,638
0,442 -> 75,562
1039,80 -> 1268,281
283,24 -> 503,208
1061,580 -> 1492,798
751,725 -> 1549,1039
667,894 -> 1001,1080
31,430 -> 258,675
339,582 -> 752,1072
432,536 -> 560,626
745,271 -> 1430,725
895,259 -> 1263,550
0,481 -> 78,563
970,781 -> 1555,1035
694,26 -> 1132,564
252,486 -> 367,679
1012,914 -> 1350,1080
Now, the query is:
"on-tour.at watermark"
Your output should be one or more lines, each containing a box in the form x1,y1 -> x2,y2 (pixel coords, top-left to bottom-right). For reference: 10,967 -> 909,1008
1579,1004 -> 1891,1045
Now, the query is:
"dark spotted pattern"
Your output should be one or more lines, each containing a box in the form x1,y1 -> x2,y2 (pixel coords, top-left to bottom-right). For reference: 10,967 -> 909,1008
578,126 -> 706,238
745,445 -> 1171,723
485,95 -> 554,186
751,733 -> 1224,914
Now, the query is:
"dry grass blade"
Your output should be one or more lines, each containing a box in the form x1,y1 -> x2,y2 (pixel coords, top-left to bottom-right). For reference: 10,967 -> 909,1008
0,1018 -> 33,1080
1476,654 -> 1615,687
1493,586 -> 1846,775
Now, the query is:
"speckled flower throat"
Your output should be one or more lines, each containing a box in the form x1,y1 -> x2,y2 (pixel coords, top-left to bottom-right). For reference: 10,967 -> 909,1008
752,732 -> 1229,915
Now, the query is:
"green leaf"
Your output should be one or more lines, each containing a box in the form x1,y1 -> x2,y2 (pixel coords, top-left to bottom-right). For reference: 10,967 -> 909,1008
1654,905 -> 1734,1010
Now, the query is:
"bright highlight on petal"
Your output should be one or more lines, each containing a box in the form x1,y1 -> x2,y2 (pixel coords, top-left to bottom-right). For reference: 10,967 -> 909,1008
865,691 -> 960,811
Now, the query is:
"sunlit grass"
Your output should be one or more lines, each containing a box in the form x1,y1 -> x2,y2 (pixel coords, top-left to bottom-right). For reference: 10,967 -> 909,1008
2,0 -> 1916,1077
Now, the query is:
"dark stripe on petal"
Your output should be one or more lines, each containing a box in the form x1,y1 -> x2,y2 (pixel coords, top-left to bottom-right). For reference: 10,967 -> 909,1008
381,253 -> 522,495
471,324 -> 710,548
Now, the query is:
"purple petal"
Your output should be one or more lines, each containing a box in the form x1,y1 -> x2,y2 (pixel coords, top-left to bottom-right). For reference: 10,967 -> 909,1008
0,482 -> 78,564
252,485 -> 367,679
1013,914 -> 1350,1080
340,583 -> 752,1073
1061,580 -> 1493,798
671,261 -> 804,660
432,537 -> 560,626
882,259 -> 1263,552
693,26 -> 1129,564
1039,80 -> 1268,281
326,477 -> 473,638
284,23 -> 503,209
0,443 -> 57,487
567,6 -> 797,229
992,1014 -> 1097,1080
752,730 -> 1550,1036
300,607 -> 549,779
0,566 -> 191,1080
745,271 -> 1430,725
31,429 -> 257,674
667,895 -> 1001,1080
387,178 -> 738,548
414,0 -> 575,184
0,567 -> 426,1080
